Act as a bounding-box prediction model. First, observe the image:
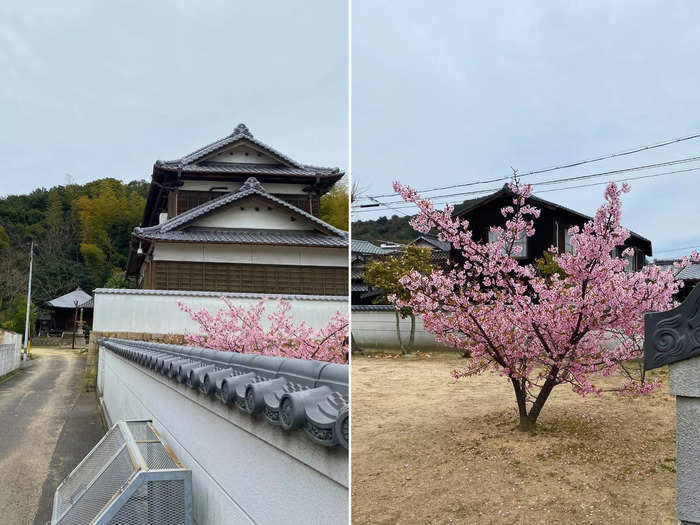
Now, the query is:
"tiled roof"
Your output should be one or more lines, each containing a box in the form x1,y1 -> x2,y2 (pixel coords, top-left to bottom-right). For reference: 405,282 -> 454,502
652,261 -> 700,281
351,304 -> 395,311
99,338 -> 349,449
79,298 -> 94,308
134,227 -> 347,248
94,288 -> 348,302
678,263 -> 700,280
351,239 -> 391,255
351,283 -> 369,292
156,123 -> 342,179
135,177 -> 347,240
351,269 -> 364,279
412,234 -> 451,252
47,287 -> 92,309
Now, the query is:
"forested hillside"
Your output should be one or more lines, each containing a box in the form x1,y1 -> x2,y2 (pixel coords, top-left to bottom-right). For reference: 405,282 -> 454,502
352,196 -> 484,244
0,178 -> 148,330
0,177 -> 348,333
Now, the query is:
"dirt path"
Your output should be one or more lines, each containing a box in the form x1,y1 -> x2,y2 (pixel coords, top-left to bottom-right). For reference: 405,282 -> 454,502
0,348 -> 104,525
352,353 -> 677,524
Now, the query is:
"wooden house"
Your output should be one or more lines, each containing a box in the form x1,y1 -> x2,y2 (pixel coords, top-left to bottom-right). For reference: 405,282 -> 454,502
126,124 -> 348,296
451,184 -> 652,270
44,287 -> 93,333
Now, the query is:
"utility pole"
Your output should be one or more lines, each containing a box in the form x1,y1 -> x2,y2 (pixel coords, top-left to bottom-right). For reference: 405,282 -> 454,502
23,240 -> 34,360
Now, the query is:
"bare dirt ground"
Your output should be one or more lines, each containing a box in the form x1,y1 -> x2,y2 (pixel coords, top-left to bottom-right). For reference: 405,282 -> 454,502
351,352 -> 677,525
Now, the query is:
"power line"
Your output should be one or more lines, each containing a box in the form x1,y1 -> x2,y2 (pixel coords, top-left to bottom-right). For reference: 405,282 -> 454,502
351,165 -> 700,214
360,131 -> 700,199
353,155 -> 700,207
654,245 -> 700,254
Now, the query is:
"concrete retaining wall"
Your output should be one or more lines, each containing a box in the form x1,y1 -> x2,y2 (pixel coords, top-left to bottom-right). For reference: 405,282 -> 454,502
351,307 -> 453,352
0,330 -> 22,376
97,343 -> 348,525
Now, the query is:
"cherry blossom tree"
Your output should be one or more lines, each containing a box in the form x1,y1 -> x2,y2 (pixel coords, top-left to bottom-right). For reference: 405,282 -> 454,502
178,298 -> 348,364
392,180 -> 698,430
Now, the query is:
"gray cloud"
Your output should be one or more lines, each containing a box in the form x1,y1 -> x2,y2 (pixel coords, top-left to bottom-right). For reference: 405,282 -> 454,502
0,1 -> 348,195
352,0 -> 700,257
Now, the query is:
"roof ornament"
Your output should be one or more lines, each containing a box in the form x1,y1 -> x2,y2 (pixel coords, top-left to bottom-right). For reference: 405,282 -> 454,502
231,123 -> 253,138
239,177 -> 264,193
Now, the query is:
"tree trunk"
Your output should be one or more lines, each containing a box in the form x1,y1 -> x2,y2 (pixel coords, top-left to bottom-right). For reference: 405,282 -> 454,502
511,378 -> 533,431
350,333 -> 364,355
511,374 -> 558,431
408,313 -> 416,349
394,309 -> 405,353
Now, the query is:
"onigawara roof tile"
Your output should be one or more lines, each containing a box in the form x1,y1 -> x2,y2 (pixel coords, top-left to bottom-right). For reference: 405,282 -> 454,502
99,338 -> 349,449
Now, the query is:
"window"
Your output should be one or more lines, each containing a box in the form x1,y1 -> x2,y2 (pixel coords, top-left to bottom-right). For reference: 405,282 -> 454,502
488,230 -> 528,258
564,229 -> 575,254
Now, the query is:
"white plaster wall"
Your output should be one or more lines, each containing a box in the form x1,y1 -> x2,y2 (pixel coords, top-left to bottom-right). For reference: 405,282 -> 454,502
351,310 -> 454,351
179,181 -> 306,195
0,331 -> 21,376
99,348 -> 348,525
93,290 -> 348,334
208,144 -> 277,164
153,243 -> 347,267
192,198 -> 311,230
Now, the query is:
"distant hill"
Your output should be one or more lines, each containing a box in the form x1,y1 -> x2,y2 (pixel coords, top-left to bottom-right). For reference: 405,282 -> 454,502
352,196 -> 485,245
0,178 -> 149,330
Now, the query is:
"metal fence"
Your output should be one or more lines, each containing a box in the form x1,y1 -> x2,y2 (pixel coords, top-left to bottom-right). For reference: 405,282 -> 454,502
51,420 -> 192,525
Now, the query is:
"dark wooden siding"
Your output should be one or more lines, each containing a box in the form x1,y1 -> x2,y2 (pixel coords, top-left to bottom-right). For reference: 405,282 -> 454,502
152,261 -> 347,295
174,190 -> 320,216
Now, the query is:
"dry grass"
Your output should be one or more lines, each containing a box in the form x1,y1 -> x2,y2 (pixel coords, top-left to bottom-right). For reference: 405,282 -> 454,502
351,352 -> 677,524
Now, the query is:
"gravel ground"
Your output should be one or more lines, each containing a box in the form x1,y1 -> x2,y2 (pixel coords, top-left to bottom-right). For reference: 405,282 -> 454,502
351,352 -> 677,524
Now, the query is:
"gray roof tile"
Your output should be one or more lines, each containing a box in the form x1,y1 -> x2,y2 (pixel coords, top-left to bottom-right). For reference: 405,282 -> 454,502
135,227 -> 347,247
94,288 -> 348,302
351,239 -> 391,255
157,123 -> 342,179
99,337 -> 349,448
47,287 -> 92,309
134,177 -> 347,245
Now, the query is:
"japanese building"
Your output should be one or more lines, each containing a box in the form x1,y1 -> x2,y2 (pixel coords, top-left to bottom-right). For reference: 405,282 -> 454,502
126,124 -> 348,296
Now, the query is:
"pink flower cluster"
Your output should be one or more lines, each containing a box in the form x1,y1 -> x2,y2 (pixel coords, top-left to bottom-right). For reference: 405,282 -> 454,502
392,179 -> 698,404
177,297 -> 348,364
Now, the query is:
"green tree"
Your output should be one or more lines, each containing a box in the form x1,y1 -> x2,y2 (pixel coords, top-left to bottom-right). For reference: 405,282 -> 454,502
0,225 -> 8,250
363,245 -> 433,353
1,295 -> 37,336
320,182 -> 349,231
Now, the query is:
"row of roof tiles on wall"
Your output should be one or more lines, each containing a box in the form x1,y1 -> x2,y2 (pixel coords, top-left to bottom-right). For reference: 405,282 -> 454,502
94,288 -> 349,302
99,338 -> 349,449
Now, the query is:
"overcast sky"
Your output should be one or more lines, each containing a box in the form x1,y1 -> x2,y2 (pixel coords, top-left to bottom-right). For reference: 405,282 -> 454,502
0,1 -> 348,196
352,0 -> 700,259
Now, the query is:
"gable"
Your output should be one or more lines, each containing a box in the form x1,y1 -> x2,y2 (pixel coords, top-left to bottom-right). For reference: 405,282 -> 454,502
204,142 -> 283,166
190,196 -> 320,231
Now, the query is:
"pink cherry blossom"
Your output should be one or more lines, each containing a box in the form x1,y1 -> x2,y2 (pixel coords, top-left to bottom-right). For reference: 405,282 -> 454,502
392,179 -> 698,429
177,298 -> 348,364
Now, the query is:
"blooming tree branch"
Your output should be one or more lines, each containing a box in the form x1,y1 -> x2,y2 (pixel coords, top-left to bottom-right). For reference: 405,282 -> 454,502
177,298 -> 348,364
392,179 -> 699,429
